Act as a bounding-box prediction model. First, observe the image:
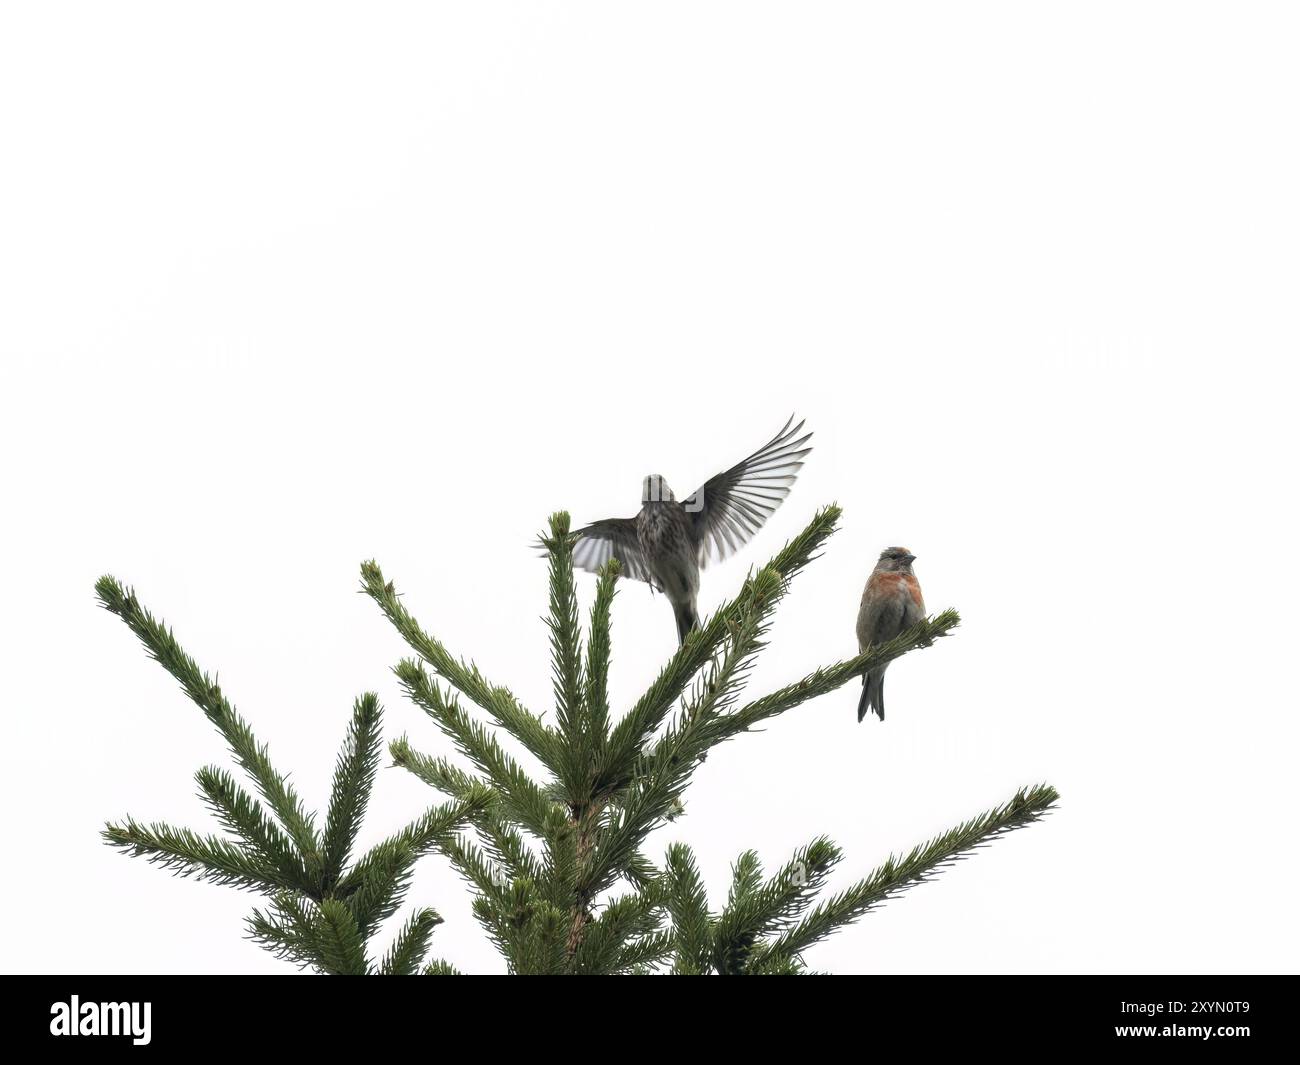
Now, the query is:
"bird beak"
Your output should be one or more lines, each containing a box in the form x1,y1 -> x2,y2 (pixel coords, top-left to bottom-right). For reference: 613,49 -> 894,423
904,554 -> 917,564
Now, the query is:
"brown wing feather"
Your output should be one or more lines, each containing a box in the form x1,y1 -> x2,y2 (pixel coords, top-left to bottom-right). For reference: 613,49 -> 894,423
572,517 -> 656,586
688,415 -> 813,568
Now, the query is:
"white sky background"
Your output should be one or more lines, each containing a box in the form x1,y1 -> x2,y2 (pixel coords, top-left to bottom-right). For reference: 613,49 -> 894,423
2,2 -> 1297,975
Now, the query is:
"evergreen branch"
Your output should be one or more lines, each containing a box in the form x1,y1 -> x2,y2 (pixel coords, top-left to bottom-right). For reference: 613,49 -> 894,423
602,505 -> 841,786
726,850 -> 764,911
343,789 -> 492,879
332,844 -> 412,937
745,956 -> 809,975
337,791 -> 490,936
314,899 -> 370,975
378,908 -> 443,975
540,513 -> 586,768
486,826 -> 547,894
589,570 -> 781,893
764,502 -> 842,585
470,884 -> 543,973
102,818 -> 292,893
729,609 -> 961,733
712,837 -> 842,974
360,561 -> 560,770
571,890 -> 664,974
389,737 -> 545,888
434,832 -> 511,902
422,959 -> 462,975
438,836 -> 563,965
549,532 -> 638,956
756,784 -> 1060,965
195,767 -> 311,894
247,893 -> 324,970
395,663 -> 559,839
543,816 -> 580,918
583,560 -> 620,754
321,694 -> 384,890
509,891 -> 570,975
629,609 -> 959,786
611,931 -> 675,974
94,577 -> 321,865
600,610 -> 731,784
623,851 -> 662,892
244,911 -> 301,964
389,737 -> 484,800
663,843 -> 713,975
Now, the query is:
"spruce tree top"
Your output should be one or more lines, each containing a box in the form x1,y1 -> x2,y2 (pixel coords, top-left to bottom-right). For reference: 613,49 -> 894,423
97,504 -> 1056,974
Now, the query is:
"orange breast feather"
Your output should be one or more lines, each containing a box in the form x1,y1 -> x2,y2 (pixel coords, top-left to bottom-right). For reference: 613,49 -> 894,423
868,571 -> 924,610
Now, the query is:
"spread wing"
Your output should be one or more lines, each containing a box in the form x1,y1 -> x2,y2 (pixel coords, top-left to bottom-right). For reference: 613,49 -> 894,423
688,415 -> 813,568
572,517 -> 656,586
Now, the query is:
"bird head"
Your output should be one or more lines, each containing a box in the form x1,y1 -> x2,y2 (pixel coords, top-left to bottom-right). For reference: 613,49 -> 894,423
642,474 -> 675,504
877,546 -> 917,572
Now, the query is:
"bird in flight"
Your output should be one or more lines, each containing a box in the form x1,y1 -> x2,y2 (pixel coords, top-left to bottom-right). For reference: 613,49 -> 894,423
856,547 -> 926,721
571,416 -> 813,644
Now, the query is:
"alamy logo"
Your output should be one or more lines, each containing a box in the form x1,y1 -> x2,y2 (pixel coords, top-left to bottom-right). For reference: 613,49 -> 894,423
50,996 -> 151,1045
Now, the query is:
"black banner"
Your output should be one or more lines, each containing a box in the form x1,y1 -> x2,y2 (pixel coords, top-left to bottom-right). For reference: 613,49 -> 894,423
2,975 -> 1290,1052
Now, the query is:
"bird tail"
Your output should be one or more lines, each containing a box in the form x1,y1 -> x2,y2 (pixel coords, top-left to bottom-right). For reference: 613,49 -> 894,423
857,667 -> 886,722
673,600 -> 699,645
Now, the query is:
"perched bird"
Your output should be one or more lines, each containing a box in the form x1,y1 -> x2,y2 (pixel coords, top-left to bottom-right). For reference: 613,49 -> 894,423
572,416 -> 813,644
856,547 -> 925,722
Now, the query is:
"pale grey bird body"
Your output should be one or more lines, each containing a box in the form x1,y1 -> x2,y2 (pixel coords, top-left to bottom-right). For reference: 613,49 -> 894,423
856,547 -> 925,722
633,479 -> 700,642
573,417 -> 812,644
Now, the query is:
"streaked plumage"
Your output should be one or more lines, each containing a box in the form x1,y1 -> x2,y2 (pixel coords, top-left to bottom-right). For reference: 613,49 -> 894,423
856,547 -> 925,722
573,416 -> 813,644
